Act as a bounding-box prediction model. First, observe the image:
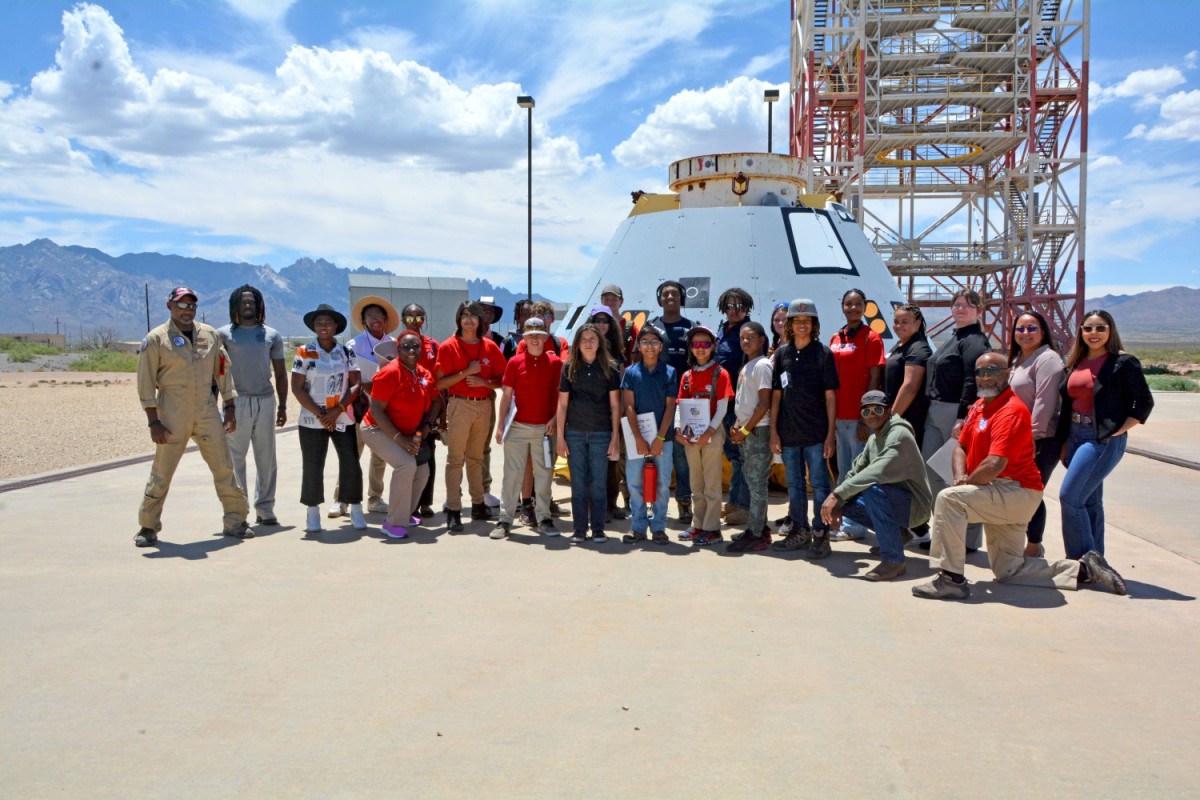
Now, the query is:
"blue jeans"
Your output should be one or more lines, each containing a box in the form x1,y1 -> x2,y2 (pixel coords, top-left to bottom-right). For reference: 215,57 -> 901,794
1060,422 -> 1127,559
781,444 -> 832,533
835,419 -> 869,536
842,484 -> 912,564
672,433 -> 691,503
723,406 -> 749,509
626,444 -> 673,534
566,429 -> 610,535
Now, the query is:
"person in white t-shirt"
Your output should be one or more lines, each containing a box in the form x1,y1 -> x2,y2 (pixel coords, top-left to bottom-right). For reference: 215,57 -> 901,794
726,321 -> 775,552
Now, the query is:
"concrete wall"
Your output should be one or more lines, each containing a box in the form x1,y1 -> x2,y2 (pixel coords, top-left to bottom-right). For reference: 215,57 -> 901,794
348,276 -> 468,342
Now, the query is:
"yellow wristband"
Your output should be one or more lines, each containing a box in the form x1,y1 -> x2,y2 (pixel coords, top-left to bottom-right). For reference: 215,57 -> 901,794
740,426 -> 751,436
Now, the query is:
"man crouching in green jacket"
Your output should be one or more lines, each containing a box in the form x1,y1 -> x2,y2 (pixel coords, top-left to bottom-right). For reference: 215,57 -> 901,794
820,390 -> 932,581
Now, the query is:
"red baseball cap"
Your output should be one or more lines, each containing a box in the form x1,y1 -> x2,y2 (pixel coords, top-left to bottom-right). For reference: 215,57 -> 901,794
168,287 -> 198,302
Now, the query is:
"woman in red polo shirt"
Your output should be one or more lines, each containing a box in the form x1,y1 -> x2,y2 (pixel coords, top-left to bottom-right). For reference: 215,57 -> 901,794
361,332 -> 443,538
435,301 -> 507,531
402,303 -> 440,518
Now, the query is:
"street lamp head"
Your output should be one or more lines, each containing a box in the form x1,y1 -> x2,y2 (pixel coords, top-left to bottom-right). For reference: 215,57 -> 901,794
763,89 -> 780,103
517,95 -> 535,109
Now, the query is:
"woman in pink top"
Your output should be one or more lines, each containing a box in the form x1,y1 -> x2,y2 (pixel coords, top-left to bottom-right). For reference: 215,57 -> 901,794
1007,310 -> 1064,556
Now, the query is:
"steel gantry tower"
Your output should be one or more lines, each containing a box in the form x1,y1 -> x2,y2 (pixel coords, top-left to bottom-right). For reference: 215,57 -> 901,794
789,0 -> 1088,347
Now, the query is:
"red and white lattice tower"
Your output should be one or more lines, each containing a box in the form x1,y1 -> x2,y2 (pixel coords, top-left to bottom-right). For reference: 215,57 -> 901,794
790,0 -> 1088,347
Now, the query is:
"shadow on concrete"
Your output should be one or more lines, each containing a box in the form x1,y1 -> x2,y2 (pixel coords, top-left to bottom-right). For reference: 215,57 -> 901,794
141,536 -> 244,561
1121,580 -> 1196,601
505,531 -> 573,552
301,528 -> 366,545
246,522 -> 293,538
963,582 -> 1070,609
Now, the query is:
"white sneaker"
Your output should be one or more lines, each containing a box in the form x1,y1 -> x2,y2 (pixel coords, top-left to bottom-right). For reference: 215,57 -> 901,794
349,504 -> 367,530
367,499 -> 389,514
327,502 -> 348,518
483,492 -> 501,508
305,506 -> 322,532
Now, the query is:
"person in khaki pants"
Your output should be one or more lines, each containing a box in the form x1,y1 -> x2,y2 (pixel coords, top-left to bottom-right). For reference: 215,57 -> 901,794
913,352 -> 1128,601
134,287 -> 250,547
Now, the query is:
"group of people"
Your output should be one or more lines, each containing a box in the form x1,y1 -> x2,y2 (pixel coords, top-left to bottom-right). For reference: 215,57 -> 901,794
133,281 -> 1153,602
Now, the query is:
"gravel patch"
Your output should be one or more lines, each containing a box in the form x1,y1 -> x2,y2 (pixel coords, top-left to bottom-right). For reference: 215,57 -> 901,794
0,372 -> 153,479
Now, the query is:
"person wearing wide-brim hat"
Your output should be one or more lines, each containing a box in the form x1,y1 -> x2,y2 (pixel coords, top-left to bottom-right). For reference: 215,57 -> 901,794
337,296 -> 398,518
477,296 -> 505,347
291,304 -> 365,533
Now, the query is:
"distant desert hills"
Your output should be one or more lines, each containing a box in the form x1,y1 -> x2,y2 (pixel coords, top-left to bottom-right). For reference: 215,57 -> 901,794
0,239 -> 551,341
1,238 -> 1196,343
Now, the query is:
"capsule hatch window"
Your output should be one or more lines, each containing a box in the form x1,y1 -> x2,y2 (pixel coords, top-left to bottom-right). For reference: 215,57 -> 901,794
782,207 -> 856,274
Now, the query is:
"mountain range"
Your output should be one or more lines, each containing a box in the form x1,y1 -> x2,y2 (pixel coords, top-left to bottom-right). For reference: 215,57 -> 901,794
0,239 -> 552,341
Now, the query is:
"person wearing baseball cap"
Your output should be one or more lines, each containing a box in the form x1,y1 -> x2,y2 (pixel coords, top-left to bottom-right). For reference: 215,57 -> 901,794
643,280 -> 694,525
819,390 -> 932,581
133,287 -> 250,547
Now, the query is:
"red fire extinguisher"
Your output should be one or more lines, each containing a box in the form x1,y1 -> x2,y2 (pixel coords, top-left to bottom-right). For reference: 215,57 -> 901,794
643,459 -> 657,504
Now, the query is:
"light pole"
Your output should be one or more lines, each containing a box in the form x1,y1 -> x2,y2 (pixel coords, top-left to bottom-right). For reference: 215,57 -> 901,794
517,95 -> 535,301
764,89 -> 780,153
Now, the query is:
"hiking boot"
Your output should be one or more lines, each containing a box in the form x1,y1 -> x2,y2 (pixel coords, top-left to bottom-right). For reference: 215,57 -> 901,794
305,506 -> 322,533
677,498 -> 693,524
447,509 -> 464,533
724,506 -> 749,526
471,502 -> 494,520
1081,550 -> 1128,595
327,502 -> 348,518
537,518 -> 559,537
772,527 -> 812,551
367,499 -> 389,514
519,499 -> 537,528
693,530 -> 723,547
806,533 -> 831,559
133,527 -> 158,547
745,531 -> 771,552
224,521 -> 255,539
348,504 -> 367,530
912,573 -> 970,600
864,561 -> 907,582
491,521 -> 511,540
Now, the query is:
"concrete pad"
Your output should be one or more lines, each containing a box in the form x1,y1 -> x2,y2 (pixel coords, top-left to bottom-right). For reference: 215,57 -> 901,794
2,405 -> 1199,798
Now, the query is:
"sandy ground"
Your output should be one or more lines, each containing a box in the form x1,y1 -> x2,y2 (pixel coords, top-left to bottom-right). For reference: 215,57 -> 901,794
0,372 -> 151,479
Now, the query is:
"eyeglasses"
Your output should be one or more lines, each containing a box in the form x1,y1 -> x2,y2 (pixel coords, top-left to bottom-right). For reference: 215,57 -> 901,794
403,315 -> 424,323
174,301 -> 198,310
860,406 -> 887,418
638,340 -> 662,348
952,302 -> 977,310
1014,325 -> 1040,334
690,340 -> 714,350
399,341 -> 422,351
975,366 -> 1007,377
1081,324 -> 1109,333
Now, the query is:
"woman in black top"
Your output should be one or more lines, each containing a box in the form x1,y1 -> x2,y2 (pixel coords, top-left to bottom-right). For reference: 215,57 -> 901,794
884,303 -> 932,450
556,324 -> 621,543
1055,310 -> 1153,560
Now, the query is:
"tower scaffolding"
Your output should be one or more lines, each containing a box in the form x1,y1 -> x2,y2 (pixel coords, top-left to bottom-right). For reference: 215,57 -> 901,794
790,0 -> 1088,347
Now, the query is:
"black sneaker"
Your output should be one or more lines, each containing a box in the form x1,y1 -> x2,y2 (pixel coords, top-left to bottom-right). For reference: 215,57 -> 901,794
806,533 -> 831,560
611,506 -> 628,520
255,516 -> 279,526
537,518 -> 559,537
693,530 -> 723,546
447,509 -> 464,532
133,527 -> 158,547
224,521 -> 255,539
417,505 -> 435,518
471,502 -> 493,520
591,531 -> 608,544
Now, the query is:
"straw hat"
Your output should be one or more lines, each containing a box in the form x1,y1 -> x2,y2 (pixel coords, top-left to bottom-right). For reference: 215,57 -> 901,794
350,295 -> 400,335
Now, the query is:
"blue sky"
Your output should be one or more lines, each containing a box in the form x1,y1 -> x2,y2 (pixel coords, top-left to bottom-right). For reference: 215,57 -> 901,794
0,0 -> 1197,298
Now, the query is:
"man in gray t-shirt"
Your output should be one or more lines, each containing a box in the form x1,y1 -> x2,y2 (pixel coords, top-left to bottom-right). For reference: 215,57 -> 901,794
218,285 -> 288,525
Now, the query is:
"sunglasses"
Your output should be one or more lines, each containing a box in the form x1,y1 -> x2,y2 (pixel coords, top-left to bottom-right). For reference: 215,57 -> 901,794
404,315 -> 424,323
1014,325 -> 1039,334
860,405 -> 887,418
690,340 -> 714,349
174,301 -> 198,310
399,341 -> 422,351
1081,324 -> 1109,333
975,366 -> 1007,377
724,303 -> 747,312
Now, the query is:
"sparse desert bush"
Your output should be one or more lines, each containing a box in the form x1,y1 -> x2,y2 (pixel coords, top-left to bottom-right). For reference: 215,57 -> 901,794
1147,375 -> 1200,392
69,350 -> 138,372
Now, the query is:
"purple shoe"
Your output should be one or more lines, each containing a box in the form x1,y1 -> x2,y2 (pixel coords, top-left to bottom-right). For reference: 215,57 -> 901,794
410,515 -> 421,526
382,523 -> 408,539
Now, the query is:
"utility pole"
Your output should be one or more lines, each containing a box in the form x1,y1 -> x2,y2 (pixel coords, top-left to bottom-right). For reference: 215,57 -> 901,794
145,283 -> 151,332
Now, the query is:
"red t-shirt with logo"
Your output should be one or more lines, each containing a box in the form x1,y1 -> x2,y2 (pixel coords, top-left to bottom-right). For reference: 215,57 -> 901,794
959,387 -> 1043,491
676,362 -> 734,417
415,334 -> 439,374
829,324 -> 885,420
364,361 -> 436,435
435,335 -> 506,399
502,350 -> 563,425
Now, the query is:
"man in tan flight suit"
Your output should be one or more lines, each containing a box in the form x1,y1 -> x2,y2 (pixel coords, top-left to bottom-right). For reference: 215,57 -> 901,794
134,287 -> 251,547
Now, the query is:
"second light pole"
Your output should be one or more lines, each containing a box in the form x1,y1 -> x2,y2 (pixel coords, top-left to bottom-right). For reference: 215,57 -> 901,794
764,89 -> 780,153
517,95 -> 535,301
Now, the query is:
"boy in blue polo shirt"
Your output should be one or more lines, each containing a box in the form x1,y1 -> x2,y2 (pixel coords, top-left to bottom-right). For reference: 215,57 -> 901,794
621,325 -> 677,544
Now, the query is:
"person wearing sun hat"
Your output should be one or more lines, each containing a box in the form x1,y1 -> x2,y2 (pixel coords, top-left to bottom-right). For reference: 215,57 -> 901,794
332,295 -> 399,518
291,303 -> 365,533
133,287 -> 250,547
